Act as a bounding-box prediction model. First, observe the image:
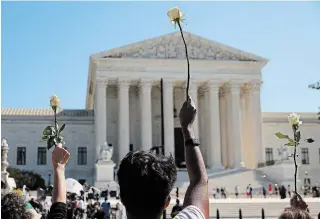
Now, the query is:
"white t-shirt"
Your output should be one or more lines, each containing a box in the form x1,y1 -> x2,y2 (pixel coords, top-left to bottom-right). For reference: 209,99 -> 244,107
78,200 -> 84,209
174,205 -> 205,219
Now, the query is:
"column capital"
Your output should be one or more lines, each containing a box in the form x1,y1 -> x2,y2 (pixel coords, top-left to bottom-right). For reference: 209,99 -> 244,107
243,81 -> 263,93
95,79 -> 108,88
117,79 -> 131,90
162,79 -> 174,88
205,80 -> 221,92
251,81 -> 263,92
139,79 -> 153,89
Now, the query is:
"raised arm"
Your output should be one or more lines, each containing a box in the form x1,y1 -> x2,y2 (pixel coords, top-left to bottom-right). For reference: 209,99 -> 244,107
48,143 -> 70,219
179,96 -> 209,219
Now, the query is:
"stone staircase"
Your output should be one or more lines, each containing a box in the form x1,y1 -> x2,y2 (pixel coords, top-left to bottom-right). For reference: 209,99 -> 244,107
173,168 -> 275,196
166,198 -> 320,218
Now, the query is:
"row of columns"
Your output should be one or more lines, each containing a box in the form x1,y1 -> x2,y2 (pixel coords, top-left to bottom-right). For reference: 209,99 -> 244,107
94,78 -> 263,169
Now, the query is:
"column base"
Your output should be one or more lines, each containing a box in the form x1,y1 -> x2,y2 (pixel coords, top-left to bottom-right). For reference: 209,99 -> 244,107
208,164 -> 225,172
232,161 -> 246,169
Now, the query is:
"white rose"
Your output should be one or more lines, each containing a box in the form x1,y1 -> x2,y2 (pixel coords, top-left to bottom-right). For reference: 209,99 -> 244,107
50,94 -> 60,108
288,113 -> 302,126
167,7 -> 184,24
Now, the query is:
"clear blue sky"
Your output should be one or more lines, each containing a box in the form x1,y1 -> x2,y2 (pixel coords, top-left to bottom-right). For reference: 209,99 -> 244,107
2,2 -> 319,112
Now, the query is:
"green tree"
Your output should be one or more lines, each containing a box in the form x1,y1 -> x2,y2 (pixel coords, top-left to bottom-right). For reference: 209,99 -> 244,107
7,168 -> 46,190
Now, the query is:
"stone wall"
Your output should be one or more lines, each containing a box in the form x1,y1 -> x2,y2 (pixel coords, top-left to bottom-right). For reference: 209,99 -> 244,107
1,117 -> 95,184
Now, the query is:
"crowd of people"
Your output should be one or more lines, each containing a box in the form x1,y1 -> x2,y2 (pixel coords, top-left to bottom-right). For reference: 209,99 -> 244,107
209,183 -> 320,200
1,96 -> 315,219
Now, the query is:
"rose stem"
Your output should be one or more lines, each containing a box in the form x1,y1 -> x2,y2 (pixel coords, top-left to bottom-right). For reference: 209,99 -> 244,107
177,21 -> 190,101
293,125 -> 298,194
54,107 -> 57,136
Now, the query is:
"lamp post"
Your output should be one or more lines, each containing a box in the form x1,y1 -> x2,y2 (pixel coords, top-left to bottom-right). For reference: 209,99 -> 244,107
48,173 -> 51,186
304,171 -> 309,193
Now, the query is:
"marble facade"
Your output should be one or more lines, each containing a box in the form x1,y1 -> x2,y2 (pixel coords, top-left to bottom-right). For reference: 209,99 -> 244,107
2,32 -> 319,185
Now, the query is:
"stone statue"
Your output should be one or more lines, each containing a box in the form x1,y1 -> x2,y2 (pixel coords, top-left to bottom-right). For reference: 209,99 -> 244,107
98,142 -> 113,163
278,146 -> 290,161
1,139 -> 16,195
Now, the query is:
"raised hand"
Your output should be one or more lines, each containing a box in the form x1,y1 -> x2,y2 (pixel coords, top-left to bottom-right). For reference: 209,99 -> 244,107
52,143 -> 70,169
179,95 -> 197,128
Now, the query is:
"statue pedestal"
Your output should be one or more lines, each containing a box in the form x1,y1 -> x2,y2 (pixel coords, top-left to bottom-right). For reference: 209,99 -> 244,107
94,161 -> 116,190
259,160 -> 298,190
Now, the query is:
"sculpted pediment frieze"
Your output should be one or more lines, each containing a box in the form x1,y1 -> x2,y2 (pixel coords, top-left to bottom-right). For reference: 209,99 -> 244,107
98,32 -> 266,62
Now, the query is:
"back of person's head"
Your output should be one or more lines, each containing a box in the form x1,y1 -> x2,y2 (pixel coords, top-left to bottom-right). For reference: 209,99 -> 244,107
176,199 -> 180,205
1,192 -> 31,219
105,197 -> 108,201
279,208 -> 312,219
117,150 -> 177,218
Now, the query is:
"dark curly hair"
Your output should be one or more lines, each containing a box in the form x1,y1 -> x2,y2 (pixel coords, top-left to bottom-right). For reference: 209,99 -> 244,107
117,150 -> 177,218
279,208 -> 312,219
1,192 -> 31,219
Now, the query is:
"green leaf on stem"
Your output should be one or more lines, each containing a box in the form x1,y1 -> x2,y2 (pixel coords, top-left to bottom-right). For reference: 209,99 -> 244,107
296,131 -> 301,142
285,139 -> 295,146
40,136 -> 49,142
59,124 -> 66,133
47,136 -> 55,150
43,126 -> 55,136
275,132 -> 288,139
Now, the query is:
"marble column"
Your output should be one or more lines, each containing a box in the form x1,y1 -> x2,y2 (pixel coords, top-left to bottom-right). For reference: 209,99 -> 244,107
139,79 -> 153,151
248,82 -> 264,166
206,81 -> 223,169
203,88 -> 211,167
118,79 -> 130,162
224,87 -> 233,168
163,79 -> 175,157
189,81 -> 199,137
240,89 -> 249,167
198,89 -> 207,164
219,87 -> 228,168
228,83 -> 244,168
94,80 -> 107,160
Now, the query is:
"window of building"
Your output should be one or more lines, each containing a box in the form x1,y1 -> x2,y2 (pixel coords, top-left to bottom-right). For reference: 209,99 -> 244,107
78,147 -> 87,165
265,148 -> 274,165
37,147 -> 47,165
301,148 -> 309,165
17,147 -> 26,165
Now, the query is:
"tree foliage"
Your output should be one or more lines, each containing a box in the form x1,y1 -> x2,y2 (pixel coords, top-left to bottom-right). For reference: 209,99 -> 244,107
7,168 -> 45,190
308,81 -> 320,120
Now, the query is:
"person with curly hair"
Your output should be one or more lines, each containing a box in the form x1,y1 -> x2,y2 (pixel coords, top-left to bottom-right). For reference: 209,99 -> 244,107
1,192 -> 32,219
279,193 -> 312,219
117,96 -> 209,219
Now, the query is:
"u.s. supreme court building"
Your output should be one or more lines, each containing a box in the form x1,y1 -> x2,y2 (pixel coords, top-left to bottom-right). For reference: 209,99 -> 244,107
2,32 -> 319,190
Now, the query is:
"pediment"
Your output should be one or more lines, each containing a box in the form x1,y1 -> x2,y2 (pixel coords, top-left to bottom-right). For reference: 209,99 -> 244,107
92,32 -> 267,62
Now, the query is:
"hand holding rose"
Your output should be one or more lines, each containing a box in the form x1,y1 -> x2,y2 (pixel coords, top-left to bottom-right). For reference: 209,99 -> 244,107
52,143 -> 70,170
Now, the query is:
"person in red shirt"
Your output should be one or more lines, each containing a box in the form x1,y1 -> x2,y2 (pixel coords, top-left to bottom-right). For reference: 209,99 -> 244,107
268,184 -> 273,196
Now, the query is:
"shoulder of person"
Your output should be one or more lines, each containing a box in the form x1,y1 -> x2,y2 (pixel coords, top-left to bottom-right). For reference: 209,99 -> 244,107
174,205 -> 205,219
